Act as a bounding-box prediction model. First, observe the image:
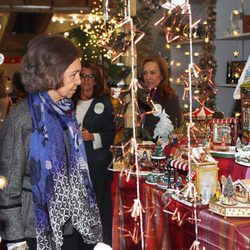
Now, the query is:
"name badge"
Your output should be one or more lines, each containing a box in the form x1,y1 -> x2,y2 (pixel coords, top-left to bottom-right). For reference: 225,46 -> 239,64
94,102 -> 104,114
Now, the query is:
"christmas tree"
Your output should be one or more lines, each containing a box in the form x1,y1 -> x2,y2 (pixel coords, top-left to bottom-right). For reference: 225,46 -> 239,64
153,109 -> 174,148
151,142 -> 166,160
223,175 -> 235,204
151,142 -> 167,172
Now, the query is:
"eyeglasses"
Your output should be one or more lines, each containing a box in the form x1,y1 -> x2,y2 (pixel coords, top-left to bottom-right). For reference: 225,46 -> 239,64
80,73 -> 95,80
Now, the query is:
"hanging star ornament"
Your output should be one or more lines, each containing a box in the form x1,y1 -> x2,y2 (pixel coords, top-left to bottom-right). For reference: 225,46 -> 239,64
118,221 -> 141,244
161,0 -> 189,11
118,199 -> 155,244
178,63 -> 206,101
118,220 -> 154,245
154,7 -> 188,43
189,240 -> 201,250
109,139 -> 134,179
163,196 -> 190,226
123,199 -> 155,222
154,6 -> 200,44
103,17 -> 145,62
190,64 -> 216,95
110,138 -> 143,181
111,79 -> 148,127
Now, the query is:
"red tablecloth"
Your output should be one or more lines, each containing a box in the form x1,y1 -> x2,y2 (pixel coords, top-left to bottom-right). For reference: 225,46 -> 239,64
112,173 -> 250,250
214,156 -> 250,181
112,174 -> 205,250
198,210 -> 250,250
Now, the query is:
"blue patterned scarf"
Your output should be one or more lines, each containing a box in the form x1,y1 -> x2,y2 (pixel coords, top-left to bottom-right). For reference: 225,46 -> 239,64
28,92 -> 102,250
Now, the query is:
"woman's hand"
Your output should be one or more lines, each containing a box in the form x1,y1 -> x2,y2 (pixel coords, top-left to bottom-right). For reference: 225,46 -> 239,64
82,128 -> 94,141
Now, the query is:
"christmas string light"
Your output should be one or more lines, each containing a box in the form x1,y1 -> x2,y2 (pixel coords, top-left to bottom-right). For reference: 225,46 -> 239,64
186,2 -> 201,248
162,1 -> 202,249
107,0 -> 147,247
103,0 -> 109,21
107,10 -> 148,243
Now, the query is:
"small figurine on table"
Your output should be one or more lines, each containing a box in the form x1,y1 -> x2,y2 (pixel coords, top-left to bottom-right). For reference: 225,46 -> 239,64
215,180 -> 221,200
151,141 -> 167,172
138,150 -> 153,170
230,120 -> 235,146
220,135 -> 228,147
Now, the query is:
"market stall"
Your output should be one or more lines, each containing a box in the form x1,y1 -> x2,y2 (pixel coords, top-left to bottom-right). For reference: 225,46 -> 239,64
1,0 -> 250,250
112,165 -> 250,250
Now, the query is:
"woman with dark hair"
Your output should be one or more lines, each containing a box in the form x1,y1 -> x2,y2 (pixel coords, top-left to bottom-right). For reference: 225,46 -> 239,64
75,61 -> 115,247
0,34 -> 103,250
140,55 -> 181,140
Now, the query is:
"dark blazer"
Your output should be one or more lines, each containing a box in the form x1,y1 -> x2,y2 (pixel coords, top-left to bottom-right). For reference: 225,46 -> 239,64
76,94 -> 115,245
79,95 -> 116,181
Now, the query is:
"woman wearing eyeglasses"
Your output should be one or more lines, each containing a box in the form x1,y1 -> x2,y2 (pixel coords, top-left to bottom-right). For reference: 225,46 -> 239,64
74,61 -> 115,248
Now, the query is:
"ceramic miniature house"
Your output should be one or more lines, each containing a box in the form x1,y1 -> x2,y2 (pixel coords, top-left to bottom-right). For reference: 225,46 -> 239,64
233,179 -> 250,204
209,117 -> 238,150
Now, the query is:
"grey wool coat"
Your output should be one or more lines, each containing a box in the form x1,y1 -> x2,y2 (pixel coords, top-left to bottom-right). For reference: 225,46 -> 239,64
0,100 -> 36,243
0,100 -> 73,244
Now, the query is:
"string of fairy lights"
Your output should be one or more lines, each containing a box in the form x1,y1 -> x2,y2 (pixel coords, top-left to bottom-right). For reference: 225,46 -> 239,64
63,0 -> 125,61
98,0 -> 202,249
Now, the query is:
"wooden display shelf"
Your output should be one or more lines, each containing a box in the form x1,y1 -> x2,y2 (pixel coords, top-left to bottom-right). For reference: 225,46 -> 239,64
216,84 -> 237,88
172,39 -> 203,45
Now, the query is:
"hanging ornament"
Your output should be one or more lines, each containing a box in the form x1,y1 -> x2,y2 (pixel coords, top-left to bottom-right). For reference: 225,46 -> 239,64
154,7 -> 188,43
119,199 -> 155,243
118,221 -> 141,244
161,0 -> 188,11
103,17 -> 145,62
142,0 -> 163,10
189,240 -> 200,250
155,6 -> 200,44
